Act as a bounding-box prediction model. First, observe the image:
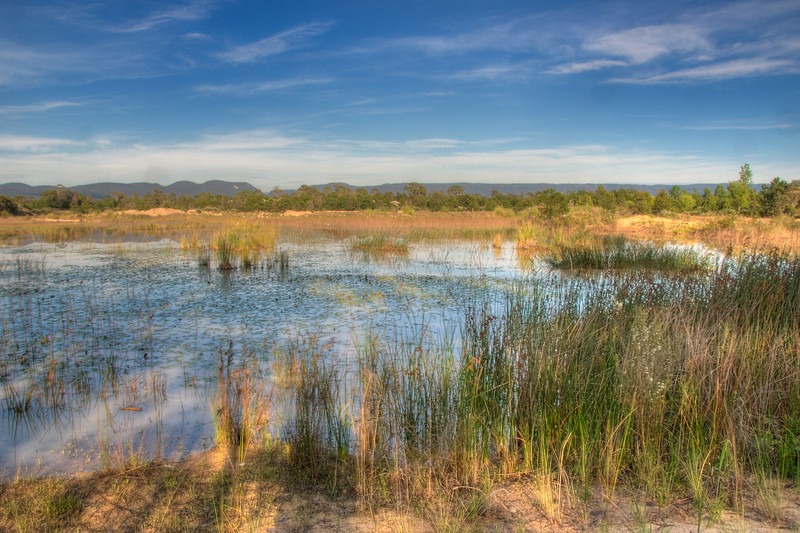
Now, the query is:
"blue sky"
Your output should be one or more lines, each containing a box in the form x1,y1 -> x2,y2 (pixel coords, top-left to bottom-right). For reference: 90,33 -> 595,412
0,0 -> 798,189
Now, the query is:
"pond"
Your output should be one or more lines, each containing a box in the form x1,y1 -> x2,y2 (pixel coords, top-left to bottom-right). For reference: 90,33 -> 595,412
0,233 -> 534,478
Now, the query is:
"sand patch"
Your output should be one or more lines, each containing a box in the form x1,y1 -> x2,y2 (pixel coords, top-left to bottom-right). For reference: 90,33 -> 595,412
119,208 -> 189,216
617,215 -> 705,232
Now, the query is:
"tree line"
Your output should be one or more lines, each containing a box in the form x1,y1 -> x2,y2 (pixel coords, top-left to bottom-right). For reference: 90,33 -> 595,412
2,165 -> 798,219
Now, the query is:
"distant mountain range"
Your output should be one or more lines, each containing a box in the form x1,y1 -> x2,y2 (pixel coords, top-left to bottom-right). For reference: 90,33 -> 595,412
0,179 -> 730,199
0,180 -> 260,199
309,182 -> 728,196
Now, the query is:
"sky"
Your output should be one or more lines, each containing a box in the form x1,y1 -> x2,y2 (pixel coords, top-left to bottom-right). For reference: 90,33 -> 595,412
0,0 -> 798,190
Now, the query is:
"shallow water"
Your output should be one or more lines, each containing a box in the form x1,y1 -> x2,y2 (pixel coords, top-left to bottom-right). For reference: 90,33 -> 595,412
0,236 -> 533,477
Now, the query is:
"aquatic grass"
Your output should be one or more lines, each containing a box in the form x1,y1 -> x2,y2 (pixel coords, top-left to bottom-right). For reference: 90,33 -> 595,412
273,337 -> 352,494
515,223 -> 544,251
214,236 -> 235,270
352,232 -> 409,256
545,236 -> 714,273
213,343 -> 270,461
323,251 -> 800,525
2,379 -> 40,414
197,245 -> 211,268
264,250 -> 289,278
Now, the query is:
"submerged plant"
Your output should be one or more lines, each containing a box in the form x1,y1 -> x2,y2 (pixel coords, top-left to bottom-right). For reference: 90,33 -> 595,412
197,245 -> 211,268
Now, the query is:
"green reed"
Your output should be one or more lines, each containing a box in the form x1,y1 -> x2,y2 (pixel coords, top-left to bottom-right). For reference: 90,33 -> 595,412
259,249 -> 800,524
546,235 -> 713,273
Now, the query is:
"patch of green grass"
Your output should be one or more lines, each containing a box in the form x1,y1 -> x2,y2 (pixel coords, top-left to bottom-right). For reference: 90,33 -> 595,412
545,235 -> 713,273
352,232 -> 409,254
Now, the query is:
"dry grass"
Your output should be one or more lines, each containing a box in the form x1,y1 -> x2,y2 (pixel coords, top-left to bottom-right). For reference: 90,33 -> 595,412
1,449 -> 797,532
2,210 -> 799,255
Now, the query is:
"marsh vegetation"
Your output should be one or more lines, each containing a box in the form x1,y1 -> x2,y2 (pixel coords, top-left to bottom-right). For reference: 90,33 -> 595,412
0,210 -> 799,531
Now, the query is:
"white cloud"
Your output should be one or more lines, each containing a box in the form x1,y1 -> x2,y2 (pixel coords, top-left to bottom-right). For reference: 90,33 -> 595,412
544,59 -> 628,74
195,77 -> 331,96
216,22 -> 334,63
585,24 -> 712,64
1,130 -> 784,187
176,130 -> 306,151
0,37 -> 171,87
0,135 -> 79,152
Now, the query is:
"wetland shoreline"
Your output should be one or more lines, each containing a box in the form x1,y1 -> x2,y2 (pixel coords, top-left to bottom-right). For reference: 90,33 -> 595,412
1,211 -> 799,532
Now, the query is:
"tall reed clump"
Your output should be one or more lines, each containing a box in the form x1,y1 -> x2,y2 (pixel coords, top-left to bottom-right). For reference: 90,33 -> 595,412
269,250 -> 800,528
351,232 -> 409,262
447,251 -> 800,521
274,339 -> 351,494
353,330 -> 462,513
546,234 -> 713,273
211,222 -> 277,270
214,235 -> 236,270
213,343 -> 270,462
197,244 -> 211,268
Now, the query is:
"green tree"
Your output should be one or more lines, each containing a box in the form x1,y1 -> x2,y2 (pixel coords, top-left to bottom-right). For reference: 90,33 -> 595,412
739,163 -> 753,186
0,196 -> 21,215
727,164 -> 757,214
538,191 -> 569,219
40,186 -> 75,210
404,182 -> 428,208
652,189 -> 670,213
701,188 -> 718,212
714,185 -> 730,210
447,184 -> 465,197
758,177 -> 790,217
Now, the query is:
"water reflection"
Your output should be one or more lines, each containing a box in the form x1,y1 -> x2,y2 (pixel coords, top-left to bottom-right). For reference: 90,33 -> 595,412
0,238 -> 526,477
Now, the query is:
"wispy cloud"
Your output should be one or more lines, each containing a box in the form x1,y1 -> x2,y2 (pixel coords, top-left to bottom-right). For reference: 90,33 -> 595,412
358,15 -> 556,56
544,59 -> 628,75
684,121 -> 795,131
0,135 -> 79,152
184,32 -> 212,40
610,58 -> 797,84
216,22 -> 334,63
0,36 -> 177,87
0,101 -> 82,115
177,129 -> 305,151
195,77 -> 331,96
113,1 -> 220,33
584,24 -> 712,64
449,62 -> 534,81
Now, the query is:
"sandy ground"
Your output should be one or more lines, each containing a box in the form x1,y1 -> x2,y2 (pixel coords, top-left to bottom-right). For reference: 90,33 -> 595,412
2,447 -> 798,532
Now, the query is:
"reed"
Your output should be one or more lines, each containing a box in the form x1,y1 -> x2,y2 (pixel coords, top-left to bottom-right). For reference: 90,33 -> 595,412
197,244 -> 211,268
352,232 -> 409,255
212,343 -> 270,462
545,235 -> 714,273
214,236 -> 235,270
263,250 -> 800,526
